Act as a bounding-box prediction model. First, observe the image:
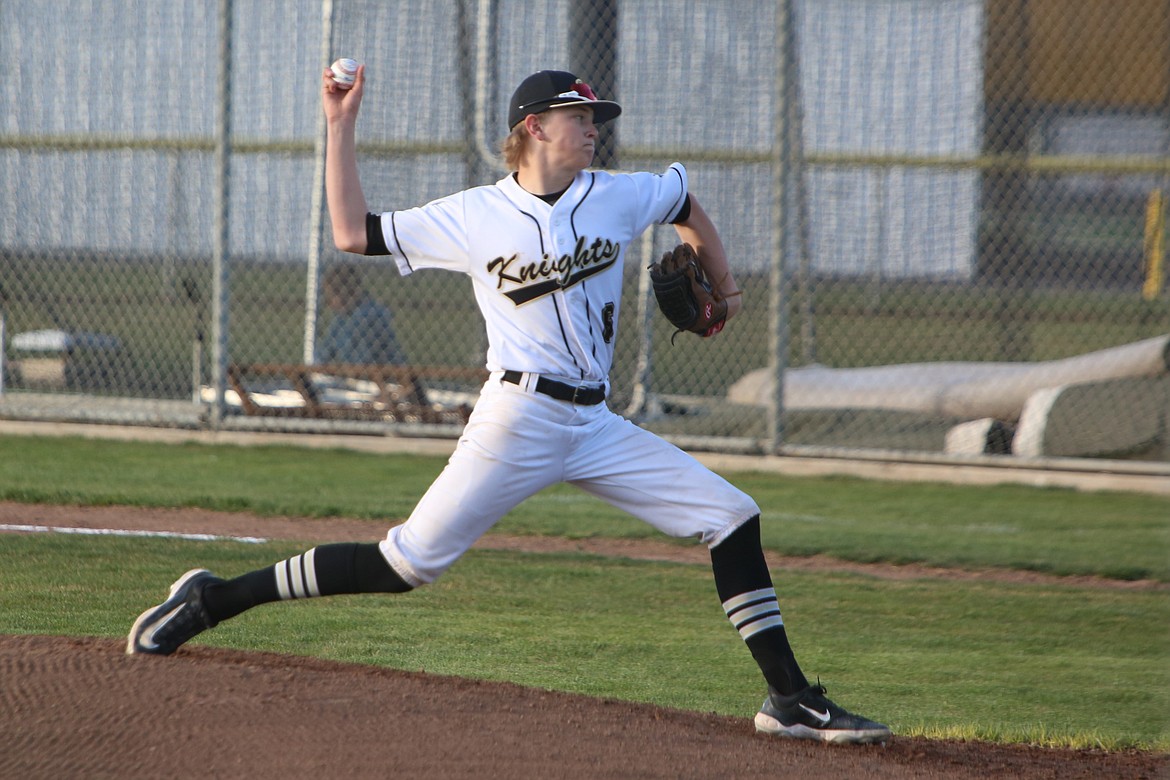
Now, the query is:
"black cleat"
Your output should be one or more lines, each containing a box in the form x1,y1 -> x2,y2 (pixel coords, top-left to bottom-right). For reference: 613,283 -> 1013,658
126,569 -> 221,655
754,683 -> 891,744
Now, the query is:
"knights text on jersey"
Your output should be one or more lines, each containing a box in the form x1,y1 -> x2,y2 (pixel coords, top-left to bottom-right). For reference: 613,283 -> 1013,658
377,163 -> 688,382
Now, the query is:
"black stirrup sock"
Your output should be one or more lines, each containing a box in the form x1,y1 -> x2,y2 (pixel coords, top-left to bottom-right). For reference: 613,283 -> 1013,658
710,516 -> 811,696
203,542 -> 412,623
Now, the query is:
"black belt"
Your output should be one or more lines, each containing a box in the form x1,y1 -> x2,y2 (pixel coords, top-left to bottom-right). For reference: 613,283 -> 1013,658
501,371 -> 607,405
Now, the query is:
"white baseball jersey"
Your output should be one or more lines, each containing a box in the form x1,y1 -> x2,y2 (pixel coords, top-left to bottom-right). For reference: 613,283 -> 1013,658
377,163 -> 688,383
373,162 -> 760,586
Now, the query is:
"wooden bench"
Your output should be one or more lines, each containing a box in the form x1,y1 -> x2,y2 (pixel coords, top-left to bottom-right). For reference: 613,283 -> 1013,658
226,363 -> 487,424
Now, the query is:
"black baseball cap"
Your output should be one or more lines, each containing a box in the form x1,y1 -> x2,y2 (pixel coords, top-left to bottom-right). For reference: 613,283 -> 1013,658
507,70 -> 622,130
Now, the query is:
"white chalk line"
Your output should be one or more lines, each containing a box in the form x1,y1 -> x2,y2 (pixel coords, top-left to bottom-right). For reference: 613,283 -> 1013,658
0,523 -> 268,544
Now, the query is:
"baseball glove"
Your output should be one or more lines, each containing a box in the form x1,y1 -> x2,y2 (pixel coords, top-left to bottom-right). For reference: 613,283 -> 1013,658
649,243 -> 728,341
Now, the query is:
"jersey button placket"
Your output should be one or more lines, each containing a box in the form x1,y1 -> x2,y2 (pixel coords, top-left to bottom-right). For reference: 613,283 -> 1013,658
549,224 -> 592,374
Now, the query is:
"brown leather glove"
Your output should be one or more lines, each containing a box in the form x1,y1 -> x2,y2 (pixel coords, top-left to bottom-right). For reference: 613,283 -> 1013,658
648,243 -> 728,341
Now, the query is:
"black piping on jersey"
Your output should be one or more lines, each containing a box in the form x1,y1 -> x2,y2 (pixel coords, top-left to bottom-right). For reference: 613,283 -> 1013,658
570,173 -> 601,363
550,294 -> 583,377
516,208 -> 546,256
568,173 -> 596,231
584,291 -> 597,364
559,170 -> 598,378
390,213 -> 413,272
513,202 -> 585,376
661,165 -> 687,224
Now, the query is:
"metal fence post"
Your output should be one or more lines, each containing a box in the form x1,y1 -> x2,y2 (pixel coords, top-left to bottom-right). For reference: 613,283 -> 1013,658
768,0 -> 795,455
304,0 -> 336,365
209,0 -> 233,429
624,230 -> 656,420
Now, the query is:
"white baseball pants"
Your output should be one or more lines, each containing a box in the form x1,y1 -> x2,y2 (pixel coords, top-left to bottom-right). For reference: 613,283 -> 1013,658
380,373 -> 761,586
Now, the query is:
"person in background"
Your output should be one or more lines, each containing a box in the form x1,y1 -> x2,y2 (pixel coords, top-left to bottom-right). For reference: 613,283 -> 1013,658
317,262 -> 405,366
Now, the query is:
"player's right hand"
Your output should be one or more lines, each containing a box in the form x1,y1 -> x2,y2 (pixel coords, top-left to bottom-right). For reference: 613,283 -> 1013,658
322,64 -> 364,121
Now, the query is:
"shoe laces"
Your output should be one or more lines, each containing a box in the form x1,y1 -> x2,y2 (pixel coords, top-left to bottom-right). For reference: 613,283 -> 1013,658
771,678 -> 829,707
796,679 -> 830,702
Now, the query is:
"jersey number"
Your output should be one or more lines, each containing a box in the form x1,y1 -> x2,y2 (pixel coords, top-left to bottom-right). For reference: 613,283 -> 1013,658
602,302 -> 615,343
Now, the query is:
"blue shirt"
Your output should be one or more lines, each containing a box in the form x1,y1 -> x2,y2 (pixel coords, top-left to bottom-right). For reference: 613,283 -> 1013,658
318,297 -> 406,365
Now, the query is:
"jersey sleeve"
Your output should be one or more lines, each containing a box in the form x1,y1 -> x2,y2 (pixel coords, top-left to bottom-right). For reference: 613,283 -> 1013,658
628,162 -> 688,237
377,191 -> 471,276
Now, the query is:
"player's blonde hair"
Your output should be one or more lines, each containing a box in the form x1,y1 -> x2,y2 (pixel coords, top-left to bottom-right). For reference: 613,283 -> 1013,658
499,123 -> 528,171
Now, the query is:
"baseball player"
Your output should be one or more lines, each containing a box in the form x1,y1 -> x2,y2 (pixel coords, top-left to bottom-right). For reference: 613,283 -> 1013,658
127,66 -> 890,745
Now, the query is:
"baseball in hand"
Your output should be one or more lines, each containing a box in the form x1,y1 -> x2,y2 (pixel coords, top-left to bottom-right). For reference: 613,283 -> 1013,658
330,58 -> 359,88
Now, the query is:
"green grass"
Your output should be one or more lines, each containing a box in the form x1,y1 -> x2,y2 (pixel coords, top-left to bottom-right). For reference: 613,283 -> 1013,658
1,434 -> 1167,581
0,533 -> 1166,751
0,433 -> 1167,750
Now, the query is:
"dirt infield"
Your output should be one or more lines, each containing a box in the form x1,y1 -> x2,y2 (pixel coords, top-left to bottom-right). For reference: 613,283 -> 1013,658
1,503 -> 1167,779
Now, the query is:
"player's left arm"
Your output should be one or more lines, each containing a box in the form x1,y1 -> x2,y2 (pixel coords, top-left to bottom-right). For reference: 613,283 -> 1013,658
671,195 -> 742,320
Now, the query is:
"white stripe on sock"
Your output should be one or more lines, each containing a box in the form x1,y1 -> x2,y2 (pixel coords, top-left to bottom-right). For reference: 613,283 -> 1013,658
290,553 -> 308,598
721,587 -> 777,614
738,614 -> 784,640
275,550 -> 322,600
303,547 -> 321,598
275,559 -> 291,600
730,601 -> 781,628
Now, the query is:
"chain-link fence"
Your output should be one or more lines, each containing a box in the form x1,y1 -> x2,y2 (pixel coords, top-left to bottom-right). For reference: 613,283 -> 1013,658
1,0 -> 1167,461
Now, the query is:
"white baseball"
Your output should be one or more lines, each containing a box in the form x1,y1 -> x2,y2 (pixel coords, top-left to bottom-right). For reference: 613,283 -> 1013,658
330,58 -> 358,88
